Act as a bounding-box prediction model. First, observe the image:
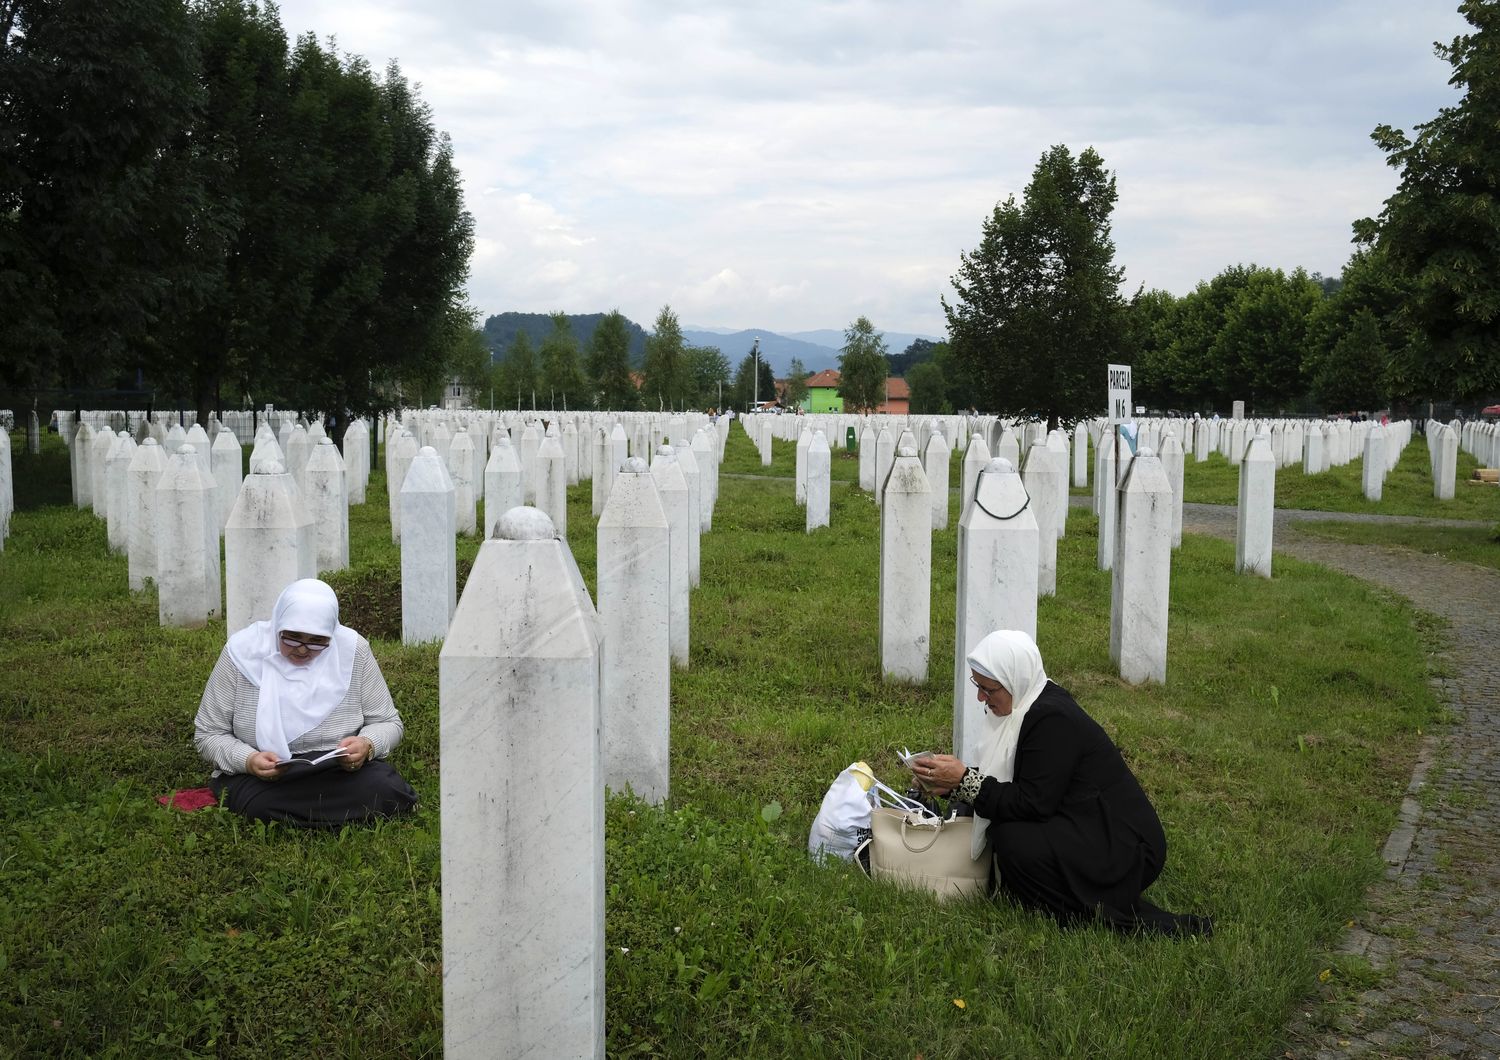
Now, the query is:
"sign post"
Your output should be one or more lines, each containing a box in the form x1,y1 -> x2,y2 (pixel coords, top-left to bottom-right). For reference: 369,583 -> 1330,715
1108,363 -> 1133,484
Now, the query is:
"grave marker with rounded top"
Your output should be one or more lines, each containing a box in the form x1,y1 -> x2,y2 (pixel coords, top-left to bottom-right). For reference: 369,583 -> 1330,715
795,427 -> 811,505
71,421 -> 95,509
1434,425 -> 1457,500
858,424 -> 876,491
597,458 -> 671,803
881,447 -> 932,682
1095,438 -> 1117,571
0,429 -> 12,550
873,426 -> 895,506
520,422 -> 542,504
305,438 -> 350,572
960,433 -> 990,521
224,460 -> 315,633
1362,426 -> 1386,501
90,424 -> 114,515
691,428 -> 717,531
388,430 -> 419,542
484,434 -> 524,540
924,431 -> 951,531
439,507 -> 603,1060
285,425 -> 312,494
1110,447 -> 1172,685
401,446 -> 457,644
536,432 -> 568,540
807,430 -> 831,531
105,431 -> 133,554
953,457 -> 1038,763
155,445 -> 221,627
1046,428 -> 1070,539
591,427 -> 613,517
651,446 -> 691,667
1072,421 -> 1090,487
127,438 -> 169,590
211,428 -> 243,532
1235,433 -> 1275,577
1159,430 -> 1185,549
344,419 -> 370,504
672,436 -> 701,586
1021,441 -> 1064,596
164,422 -> 187,457
449,429 -> 478,536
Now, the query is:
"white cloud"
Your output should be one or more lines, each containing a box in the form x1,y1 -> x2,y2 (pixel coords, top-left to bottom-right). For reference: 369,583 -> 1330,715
271,0 -> 1471,334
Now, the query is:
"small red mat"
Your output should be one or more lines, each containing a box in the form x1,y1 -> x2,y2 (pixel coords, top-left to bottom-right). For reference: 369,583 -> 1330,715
157,787 -> 217,812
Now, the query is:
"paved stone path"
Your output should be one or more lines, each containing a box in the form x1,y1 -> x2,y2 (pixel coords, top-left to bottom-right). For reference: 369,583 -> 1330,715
1174,502 -> 1500,1060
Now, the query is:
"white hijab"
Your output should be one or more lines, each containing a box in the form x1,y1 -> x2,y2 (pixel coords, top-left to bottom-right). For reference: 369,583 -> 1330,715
225,579 -> 358,761
967,629 -> 1050,858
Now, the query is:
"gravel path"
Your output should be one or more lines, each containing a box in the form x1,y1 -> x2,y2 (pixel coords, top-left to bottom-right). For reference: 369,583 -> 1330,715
1173,502 -> 1500,1060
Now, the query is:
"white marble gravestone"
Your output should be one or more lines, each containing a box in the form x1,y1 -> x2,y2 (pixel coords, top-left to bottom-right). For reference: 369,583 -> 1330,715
224,461 -> 316,633
692,428 -> 717,532
873,426 -> 895,507
0,428 -> 12,551
536,432 -> 568,540
304,438 -> 350,573
126,438 -> 168,590
924,431 -> 951,532
1021,442 -> 1064,597
597,459 -> 671,803
1095,436 -> 1117,571
90,424 -> 114,516
858,424 -> 876,491
960,433 -> 990,521
795,427 -> 811,506
211,427 -> 243,532
155,445 -> 221,627
105,431 -> 134,555
806,430 -> 831,532
650,446 -> 691,667
1362,426 -> 1386,502
71,421 -> 95,509
881,447 -> 932,682
401,446 -> 457,645
449,428 -> 478,536
1235,433 -> 1275,578
388,430 -> 419,543
953,458 -> 1038,763
484,434 -> 524,540
1433,425 -> 1458,501
1110,448 -> 1172,685
1159,430 -> 1185,549
591,427 -> 613,517
438,507 -> 604,1060
1072,421 -> 1090,488
344,419 -> 369,505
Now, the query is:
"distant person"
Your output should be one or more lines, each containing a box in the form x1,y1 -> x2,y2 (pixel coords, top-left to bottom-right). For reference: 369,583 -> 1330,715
913,630 -> 1211,937
193,579 -> 418,828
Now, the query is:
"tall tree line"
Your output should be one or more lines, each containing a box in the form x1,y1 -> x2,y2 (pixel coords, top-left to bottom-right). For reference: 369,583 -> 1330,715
0,0 -> 475,438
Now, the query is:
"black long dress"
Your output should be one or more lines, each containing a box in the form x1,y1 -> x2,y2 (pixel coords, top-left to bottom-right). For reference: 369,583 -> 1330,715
966,681 -> 1209,936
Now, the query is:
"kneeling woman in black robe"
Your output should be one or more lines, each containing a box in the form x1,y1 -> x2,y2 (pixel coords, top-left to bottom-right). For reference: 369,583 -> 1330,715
193,579 -> 418,828
916,629 -> 1209,936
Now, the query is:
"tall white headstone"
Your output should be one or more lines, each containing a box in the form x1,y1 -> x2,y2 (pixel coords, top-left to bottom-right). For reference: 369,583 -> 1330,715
1072,421 -> 1089,488
1235,433 -> 1275,577
305,438 -> 350,573
126,439 -> 168,590
1021,442 -> 1064,597
597,459 -> 671,803
484,434 -> 524,540
439,507 -> 603,1060
1362,426 -> 1386,502
388,430 -> 419,543
1434,425 -> 1458,501
344,419 -> 370,505
536,432 -> 568,540
806,430 -> 831,532
155,445 -> 221,627
873,426 -> 895,507
449,428 -> 478,536
401,446 -> 457,645
953,458 -> 1038,764
672,435 -> 702,588
104,431 -> 133,555
795,427 -> 811,506
591,427 -> 613,517
881,448 -> 932,682
224,461 -> 316,633
0,429 -> 13,551
650,446 -> 691,667
1110,448 -> 1172,685
858,425 -> 876,491
1095,437 -> 1117,571
211,427 -> 243,532
960,433 -> 990,521
924,431 -> 951,532
1159,430 -> 1185,549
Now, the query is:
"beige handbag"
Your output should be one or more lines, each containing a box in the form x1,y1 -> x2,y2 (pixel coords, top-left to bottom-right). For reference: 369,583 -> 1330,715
867,789 -> 990,901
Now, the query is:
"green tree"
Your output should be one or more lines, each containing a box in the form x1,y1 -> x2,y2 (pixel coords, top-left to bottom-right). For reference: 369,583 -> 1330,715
495,330 -> 539,409
729,348 -> 775,411
539,311 -> 587,408
641,306 -> 687,410
943,144 -> 1127,429
906,360 -> 950,414
837,316 -> 890,413
448,326 -> 491,405
1355,0 -> 1500,402
1127,288 -> 1181,408
0,0 -> 204,392
783,358 -> 810,410
1303,248 -> 1401,411
684,344 -> 730,409
1210,267 -> 1324,412
1156,265 -> 1259,410
586,310 -> 640,410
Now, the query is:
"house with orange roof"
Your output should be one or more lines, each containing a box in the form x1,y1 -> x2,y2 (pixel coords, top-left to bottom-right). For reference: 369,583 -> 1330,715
798,369 -> 909,414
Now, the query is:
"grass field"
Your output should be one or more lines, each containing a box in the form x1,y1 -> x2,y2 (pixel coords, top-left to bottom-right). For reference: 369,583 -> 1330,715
0,426 -> 1444,1057
1293,519 -> 1500,572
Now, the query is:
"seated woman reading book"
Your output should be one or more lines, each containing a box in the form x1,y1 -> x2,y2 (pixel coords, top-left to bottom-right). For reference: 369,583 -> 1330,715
193,579 -> 418,828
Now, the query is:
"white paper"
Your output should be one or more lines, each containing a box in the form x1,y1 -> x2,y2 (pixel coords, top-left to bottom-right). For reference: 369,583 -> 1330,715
276,747 -> 349,766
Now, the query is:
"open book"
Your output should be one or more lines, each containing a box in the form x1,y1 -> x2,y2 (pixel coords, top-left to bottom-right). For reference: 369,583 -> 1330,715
275,747 -> 349,768
898,747 -> 935,768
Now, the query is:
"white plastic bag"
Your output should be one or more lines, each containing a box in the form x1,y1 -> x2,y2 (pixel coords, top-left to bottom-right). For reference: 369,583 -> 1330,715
808,761 -> 877,863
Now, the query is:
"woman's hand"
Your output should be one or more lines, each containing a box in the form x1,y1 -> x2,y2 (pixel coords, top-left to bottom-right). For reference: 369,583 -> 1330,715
913,753 -> 967,795
245,750 -> 286,780
337,735 -> 375,772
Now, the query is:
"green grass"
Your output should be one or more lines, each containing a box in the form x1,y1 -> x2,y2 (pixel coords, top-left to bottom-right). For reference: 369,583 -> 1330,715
0,426 -> 1445,1057
1293,520 -> 1500,572
1179,437 -> 1498,520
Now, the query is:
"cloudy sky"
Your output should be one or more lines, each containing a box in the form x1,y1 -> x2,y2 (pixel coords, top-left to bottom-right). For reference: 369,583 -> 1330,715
272,0 -> 1467,338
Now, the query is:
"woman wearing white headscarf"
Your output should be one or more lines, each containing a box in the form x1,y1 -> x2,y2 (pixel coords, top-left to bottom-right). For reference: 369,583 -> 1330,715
193,579 -> 418,828
916,630 -> 1209,936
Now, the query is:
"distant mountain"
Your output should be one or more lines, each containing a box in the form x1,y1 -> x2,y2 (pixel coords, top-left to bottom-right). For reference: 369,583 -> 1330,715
783,328 -> 945,356
482,312 -> 649,366
679,329 -> 840,376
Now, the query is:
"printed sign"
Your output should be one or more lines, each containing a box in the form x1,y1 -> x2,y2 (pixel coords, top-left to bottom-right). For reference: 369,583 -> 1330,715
1107,364 -> 1132,423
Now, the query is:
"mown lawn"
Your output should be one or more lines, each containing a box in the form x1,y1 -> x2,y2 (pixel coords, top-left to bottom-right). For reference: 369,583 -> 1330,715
1294,519 -> 1500,572
0,426 -> 1442,1057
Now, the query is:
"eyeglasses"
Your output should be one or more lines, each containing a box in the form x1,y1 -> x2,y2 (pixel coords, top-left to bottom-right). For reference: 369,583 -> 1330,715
280,634 -> 330,653
969,675 -> 1003,696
